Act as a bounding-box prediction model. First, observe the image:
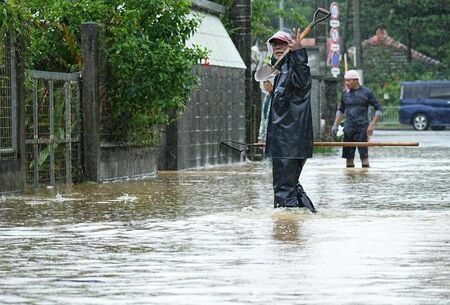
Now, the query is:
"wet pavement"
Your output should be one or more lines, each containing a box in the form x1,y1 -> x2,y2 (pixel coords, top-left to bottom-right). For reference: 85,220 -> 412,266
0,130 -> 449,304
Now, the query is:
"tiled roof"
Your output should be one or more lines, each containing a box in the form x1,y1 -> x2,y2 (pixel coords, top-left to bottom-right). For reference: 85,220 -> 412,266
362,28 -> 442,66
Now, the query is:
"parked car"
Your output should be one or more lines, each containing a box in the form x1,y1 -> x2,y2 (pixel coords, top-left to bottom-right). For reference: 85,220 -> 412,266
399,80 -> 450,130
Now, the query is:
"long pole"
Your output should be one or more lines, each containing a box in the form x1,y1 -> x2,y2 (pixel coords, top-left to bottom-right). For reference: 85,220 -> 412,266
243,141 -> 419,147
312,142 -> 419,147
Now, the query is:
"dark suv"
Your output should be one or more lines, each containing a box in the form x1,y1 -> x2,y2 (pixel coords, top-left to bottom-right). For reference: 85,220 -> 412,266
399,80 -> 450,130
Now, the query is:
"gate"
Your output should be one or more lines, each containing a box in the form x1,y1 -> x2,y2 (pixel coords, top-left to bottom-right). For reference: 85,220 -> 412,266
25,70 -> 82,187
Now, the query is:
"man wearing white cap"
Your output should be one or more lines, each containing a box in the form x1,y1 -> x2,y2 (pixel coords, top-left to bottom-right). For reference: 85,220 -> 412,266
263,29 -> 316,213
331,69 -> 383,168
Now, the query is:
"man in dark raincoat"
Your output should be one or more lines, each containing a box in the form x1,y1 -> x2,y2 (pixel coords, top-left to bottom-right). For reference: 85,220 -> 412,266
331,70 -> 383,168
264,29 -> 316,212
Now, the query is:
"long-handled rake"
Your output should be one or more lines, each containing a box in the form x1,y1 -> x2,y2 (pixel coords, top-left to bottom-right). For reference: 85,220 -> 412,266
255,7 -> 331,82
219,140 -> 419,157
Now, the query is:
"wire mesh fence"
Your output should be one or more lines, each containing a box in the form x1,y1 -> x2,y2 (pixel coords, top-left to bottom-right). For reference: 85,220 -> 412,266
0,31 -> 17,159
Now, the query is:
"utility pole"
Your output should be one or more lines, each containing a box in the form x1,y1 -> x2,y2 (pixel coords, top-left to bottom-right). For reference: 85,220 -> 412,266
341,0 -> 351,57
353,0 -> 362,69
230,0 -> 253,144
279,0 -> 284,30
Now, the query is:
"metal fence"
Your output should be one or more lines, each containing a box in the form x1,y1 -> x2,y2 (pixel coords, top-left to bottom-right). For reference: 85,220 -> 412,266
370,105 -> 401,128
0,31 -> 17,160
25,70 -> 81,187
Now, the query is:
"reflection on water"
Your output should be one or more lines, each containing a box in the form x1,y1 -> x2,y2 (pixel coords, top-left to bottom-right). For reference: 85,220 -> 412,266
1,131 -> 450,305
272,211 -> 304,242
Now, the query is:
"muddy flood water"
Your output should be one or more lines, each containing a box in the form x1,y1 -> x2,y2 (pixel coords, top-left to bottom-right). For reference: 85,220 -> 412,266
1,130 -> 449,305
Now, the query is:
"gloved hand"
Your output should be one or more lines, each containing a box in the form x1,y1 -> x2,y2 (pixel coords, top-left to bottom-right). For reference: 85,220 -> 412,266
331,124 -> 338,136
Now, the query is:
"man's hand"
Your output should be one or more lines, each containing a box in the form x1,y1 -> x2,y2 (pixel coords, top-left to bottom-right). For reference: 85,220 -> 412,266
331,124 -> 339,136
367,123 -> 375,137
289,28 -> 303,51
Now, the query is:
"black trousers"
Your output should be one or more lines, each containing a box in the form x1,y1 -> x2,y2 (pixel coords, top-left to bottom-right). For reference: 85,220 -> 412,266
342,126 -> 368,159
272,158 -> 307,208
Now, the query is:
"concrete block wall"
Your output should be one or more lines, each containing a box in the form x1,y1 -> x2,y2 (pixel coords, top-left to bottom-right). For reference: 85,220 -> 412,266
159,65 -> 245,170
99,145 -> 158,181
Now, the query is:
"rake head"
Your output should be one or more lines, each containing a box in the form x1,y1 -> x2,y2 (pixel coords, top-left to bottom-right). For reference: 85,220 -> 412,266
219,140 -> 249,161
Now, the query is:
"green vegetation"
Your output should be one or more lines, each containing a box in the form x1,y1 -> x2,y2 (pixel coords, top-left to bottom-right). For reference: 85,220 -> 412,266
212,0 -> 448,106
351,0 -> 450,71
0,0 -> 32,68
2,0 -> 207,146
363,45 -> 442,106
211,0 -> 310,44
2,0 -> 448,145
336,0 -> 449,104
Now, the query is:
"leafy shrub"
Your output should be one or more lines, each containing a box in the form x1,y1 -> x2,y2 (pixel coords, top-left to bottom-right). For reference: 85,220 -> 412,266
363,45 -> 442,105
3,0 -> 207,146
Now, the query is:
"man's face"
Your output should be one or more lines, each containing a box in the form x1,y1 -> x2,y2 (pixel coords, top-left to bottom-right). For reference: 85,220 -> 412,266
271,39 -> 289,60
345,78 -> 359,90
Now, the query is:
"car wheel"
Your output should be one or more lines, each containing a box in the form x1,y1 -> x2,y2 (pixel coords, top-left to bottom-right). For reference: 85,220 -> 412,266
412,113 -> 429,131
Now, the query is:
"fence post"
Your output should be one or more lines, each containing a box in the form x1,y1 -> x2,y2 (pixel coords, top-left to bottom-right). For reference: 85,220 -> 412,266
81,22 -> 101,182
16,36 -> 26,190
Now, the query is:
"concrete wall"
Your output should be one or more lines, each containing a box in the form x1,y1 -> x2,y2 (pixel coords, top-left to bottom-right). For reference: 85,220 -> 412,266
159,65 -> 245,170
82,23 -> 158,182
99,145 -> 158,181
0,160 -> 22,193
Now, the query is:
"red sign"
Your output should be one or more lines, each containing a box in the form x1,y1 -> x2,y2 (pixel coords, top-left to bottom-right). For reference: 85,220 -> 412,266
330,28 -> 339,43
330,2 -> 339,20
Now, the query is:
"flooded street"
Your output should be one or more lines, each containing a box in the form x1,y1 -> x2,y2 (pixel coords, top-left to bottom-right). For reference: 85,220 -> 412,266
1,130 -> 449,305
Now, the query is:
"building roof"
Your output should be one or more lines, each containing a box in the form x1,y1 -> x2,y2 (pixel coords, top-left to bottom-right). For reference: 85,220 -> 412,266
186,11 -> 246,69
191,0 -> 226,15
361,28 -> 442,66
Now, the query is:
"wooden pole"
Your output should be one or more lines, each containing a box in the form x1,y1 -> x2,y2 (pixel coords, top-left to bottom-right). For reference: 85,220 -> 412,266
312,141 -> 419,147
247,142 -> 419,147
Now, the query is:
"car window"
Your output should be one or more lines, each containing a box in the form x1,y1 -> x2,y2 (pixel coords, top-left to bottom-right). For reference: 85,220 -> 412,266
402,85 -> 428,99
429,86 -> 450,99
